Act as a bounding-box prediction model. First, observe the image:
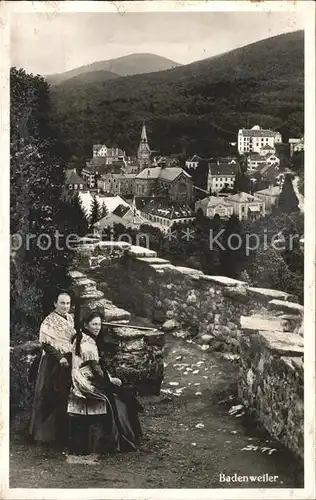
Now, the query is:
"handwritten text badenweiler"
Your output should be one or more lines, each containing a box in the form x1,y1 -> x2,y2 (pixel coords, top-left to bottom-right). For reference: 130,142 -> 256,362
219,473 -> 279,483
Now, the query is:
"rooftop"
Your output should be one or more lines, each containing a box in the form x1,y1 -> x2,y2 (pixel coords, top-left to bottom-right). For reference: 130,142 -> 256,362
135,197 -> 195,219
239,127 -> 280,138
94,212 -> 129,229
209,162 -> 238,176
136,166 -> 191,182
187,155 -> 203,162
113,204 -> 131,218
78,193 -> 130,216
248,153 -> 267,162
197,196 -> 233,207
260,164 -> 280,176
226,192 -> 263,203
255,186 -> 281,196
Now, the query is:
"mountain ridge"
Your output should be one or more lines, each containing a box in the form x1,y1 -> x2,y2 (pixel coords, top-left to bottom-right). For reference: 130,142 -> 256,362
46,53 -> 181,85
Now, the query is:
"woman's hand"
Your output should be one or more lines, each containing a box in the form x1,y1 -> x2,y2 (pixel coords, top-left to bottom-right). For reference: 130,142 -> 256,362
110,377 -> 122,386
59,356 -> 69,367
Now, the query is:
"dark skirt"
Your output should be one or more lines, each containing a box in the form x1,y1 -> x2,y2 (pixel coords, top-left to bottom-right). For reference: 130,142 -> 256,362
29,352 -> 71,446
68,393 -> 143,455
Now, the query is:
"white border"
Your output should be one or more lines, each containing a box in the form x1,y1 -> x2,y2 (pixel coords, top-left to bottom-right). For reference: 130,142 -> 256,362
1,2 -> 315,500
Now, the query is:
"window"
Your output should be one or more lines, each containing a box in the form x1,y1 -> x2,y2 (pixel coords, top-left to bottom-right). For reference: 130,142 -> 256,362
79,184 -> 83,189
74,184 -> 78,189
69,184 -> 73,190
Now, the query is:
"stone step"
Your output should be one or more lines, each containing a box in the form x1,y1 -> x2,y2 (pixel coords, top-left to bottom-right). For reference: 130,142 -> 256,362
268,300 -> 304,316
247,287 -> 297,303
80,290 -> 105,301
74,278 -> 98,295
127,246 -> 157,258
241,314 -> 286,332
69,270 -> 87,281
103,304 -> 131,323
256,330 -> 304,357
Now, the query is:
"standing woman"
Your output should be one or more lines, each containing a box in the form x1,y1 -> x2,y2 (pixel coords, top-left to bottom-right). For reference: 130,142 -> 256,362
29,290 -> 75,448
67,312 -> 143,455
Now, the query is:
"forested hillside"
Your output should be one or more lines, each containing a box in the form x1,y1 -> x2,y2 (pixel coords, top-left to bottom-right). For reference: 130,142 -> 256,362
50,31 -> 304,162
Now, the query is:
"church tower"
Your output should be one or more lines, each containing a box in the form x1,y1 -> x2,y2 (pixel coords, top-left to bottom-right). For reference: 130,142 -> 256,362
137,122 -> 151,168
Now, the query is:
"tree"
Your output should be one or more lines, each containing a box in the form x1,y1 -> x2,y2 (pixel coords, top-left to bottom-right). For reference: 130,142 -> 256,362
220,214 -> 246,278
57,194 -> 89,237
10,67 -> 73,340
233,170 -> 252,193
278,174 -> 299,214
100,203 -> 108,219
90,196 -> 102,227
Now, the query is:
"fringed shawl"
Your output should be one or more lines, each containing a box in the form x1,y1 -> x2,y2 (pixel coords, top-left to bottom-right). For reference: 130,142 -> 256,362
68,334 -> 109,414
39,311 -> 75,355
71,363 -> 109,402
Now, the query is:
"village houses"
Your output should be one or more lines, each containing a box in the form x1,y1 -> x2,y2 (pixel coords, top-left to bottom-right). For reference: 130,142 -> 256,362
247,150 -> 280,172
92,144 -> 126,163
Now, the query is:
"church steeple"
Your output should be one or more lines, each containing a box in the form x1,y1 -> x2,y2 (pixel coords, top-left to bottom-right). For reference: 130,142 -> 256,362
140,122 -> 148,142
137,121 -> 151,167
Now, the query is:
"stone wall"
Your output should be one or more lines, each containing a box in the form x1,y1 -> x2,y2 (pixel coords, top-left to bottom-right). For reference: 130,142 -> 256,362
71,241 -> 304,458
238,329 -> 304,459
73,242 -> 303,354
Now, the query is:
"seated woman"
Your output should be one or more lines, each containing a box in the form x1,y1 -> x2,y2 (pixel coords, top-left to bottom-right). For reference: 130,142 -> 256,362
67,312 -> 143,456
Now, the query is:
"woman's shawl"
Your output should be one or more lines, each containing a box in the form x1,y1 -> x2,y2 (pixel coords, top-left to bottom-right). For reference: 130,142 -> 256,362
71,362 -> 110,402
70,333 -> 103,398
39,311 -> 75,355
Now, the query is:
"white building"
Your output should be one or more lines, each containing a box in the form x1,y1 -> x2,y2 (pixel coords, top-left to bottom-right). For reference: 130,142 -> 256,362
195,196 -> 234,219
238,125 -> 282,154
207,161 -> 237,193
226,192 -> 265,220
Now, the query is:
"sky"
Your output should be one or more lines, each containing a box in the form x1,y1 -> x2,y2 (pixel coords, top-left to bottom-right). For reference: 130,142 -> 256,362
11,10 -> 305,76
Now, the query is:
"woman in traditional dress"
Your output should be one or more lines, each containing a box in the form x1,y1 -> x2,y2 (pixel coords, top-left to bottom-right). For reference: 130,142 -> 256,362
29,290 -> 75,448
67,312 -> 143,455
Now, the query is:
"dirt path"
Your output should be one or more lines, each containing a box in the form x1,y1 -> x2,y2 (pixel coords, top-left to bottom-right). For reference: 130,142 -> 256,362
10,333 -> 303,489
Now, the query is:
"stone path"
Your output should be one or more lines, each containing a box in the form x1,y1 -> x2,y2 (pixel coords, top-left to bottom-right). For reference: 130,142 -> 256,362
10,332 -> 303,489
